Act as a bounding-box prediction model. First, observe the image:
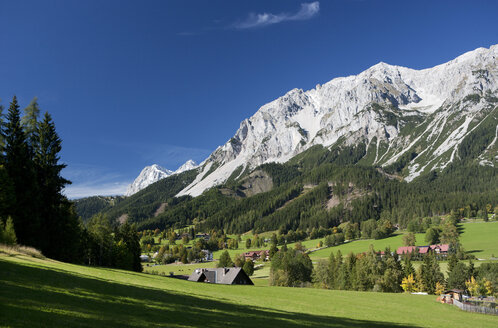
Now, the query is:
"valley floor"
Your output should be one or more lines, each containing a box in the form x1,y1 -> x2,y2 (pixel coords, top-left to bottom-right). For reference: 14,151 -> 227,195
1,251 -> 497,328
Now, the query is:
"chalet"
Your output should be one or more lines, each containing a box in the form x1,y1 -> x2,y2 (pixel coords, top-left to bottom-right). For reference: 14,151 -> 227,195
396,244 -> 449,257
188,267 -> 254,285
396,246 -> 418,255
430,244 -> 449,255
243,249 -> 272,261
439,289 -> 465,304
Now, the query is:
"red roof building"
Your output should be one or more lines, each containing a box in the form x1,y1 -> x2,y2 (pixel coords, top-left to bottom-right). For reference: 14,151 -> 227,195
396,244 -> 449,256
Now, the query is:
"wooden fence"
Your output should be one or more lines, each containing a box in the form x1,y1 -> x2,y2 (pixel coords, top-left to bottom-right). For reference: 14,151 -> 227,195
453,299 -> 498,315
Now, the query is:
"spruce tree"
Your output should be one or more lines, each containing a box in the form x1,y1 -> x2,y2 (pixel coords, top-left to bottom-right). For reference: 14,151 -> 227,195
217,250 -> 233,267
34,112 -> 77,260
0,103 -> 5,150
21,97 -> 40,147
3,96 -> 40,247
3,216 -> 17,245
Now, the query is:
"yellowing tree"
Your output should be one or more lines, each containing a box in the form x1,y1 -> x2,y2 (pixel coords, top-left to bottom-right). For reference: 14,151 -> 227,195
401,274 -> 416,293
483,278 -> 494,296
465,276 -> 479,296
435,281 -> 445,295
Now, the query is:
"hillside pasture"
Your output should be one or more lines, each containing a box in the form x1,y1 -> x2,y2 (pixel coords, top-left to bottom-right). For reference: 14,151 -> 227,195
1,251 -> 498,327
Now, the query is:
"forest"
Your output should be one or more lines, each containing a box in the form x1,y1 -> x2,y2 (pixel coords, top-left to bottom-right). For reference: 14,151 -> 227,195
102,142 -> 497,236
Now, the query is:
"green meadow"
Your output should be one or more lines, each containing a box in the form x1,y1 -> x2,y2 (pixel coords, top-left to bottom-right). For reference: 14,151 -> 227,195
459,221 -> 498,259
1,250 -> 497,328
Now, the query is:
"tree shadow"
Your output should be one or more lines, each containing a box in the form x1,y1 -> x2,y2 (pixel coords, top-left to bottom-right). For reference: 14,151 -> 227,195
466,249 -> 484,254
0,259 -> 418,328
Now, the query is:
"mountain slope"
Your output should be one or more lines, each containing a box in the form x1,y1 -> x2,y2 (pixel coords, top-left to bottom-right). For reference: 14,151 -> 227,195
179,45 -> 498,196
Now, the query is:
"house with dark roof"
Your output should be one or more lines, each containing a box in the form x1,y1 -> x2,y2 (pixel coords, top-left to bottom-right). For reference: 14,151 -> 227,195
188,267 -> 254,285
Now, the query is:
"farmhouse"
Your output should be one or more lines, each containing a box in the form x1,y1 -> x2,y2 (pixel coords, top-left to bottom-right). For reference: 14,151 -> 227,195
188,267 -> 254,285
243,249 -> 272,261
439,289 -> 465,304
396,244 -> 449,257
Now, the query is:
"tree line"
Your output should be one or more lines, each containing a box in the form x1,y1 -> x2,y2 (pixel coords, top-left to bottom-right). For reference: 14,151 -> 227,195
0,96 -> 141,271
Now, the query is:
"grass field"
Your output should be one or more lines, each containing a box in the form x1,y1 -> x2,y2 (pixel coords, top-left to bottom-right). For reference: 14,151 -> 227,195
459,221 -> 498,259
143,261 -> 217,275
1,250 -> 498,327
309,232 -> 426,259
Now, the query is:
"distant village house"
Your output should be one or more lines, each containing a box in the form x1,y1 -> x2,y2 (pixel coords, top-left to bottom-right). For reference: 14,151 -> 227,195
188,268 -> 254,285
396,244 -> 449,257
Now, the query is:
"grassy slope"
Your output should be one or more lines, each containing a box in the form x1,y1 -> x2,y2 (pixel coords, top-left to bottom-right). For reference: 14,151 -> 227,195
459,221 -> 498,259
1,253 -> 498,328
310,222 -> 498,260
309,233 -> 426,260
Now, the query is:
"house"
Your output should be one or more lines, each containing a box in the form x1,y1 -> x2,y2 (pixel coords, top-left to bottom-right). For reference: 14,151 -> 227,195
396,246 -> 418,255
188,267 -> 254,285
201,249 -> 213,261
243,249 -> 271,261
430,244 -> 449,255
396,244 -> 449,257
439,289 -> 465,304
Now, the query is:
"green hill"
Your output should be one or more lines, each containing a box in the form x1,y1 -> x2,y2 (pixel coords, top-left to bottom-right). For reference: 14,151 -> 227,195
1,248 -> 497,327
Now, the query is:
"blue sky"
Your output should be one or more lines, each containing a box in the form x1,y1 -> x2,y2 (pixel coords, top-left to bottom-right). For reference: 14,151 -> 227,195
1,0 -> 497,198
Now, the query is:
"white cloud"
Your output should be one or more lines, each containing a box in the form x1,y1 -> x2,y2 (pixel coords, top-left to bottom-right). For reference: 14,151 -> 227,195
234,2 -> 320,29
62,164 -> 130,199
64,182 -> 130,199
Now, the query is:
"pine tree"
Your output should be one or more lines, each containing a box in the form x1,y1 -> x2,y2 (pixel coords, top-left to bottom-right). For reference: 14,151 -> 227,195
3,96 -> 40,247
21,97 -> 40,146
3,216 -> 17,245
242,259 -> 254,276
0,103 -> 5,150
403,255 -> 415,278
217,250 -> 233,267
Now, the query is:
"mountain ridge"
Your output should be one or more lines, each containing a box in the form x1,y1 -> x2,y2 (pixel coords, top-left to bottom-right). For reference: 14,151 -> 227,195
178,44 -> 498,196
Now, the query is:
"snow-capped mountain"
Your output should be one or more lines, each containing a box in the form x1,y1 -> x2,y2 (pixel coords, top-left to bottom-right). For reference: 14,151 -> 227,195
179,45 -> 498,197
126,160 -> 198,196
175,160 -> 198,174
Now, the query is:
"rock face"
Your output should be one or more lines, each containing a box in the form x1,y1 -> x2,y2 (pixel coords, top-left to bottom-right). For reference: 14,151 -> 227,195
178,45 -> 498,196
126,160 -> 198,196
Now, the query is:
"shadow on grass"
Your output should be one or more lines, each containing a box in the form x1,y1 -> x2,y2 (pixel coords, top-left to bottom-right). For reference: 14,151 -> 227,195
0,259 -> 417,328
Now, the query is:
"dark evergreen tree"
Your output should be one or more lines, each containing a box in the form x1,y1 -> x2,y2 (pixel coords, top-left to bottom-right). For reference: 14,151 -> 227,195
242,259 -> 254,276
420,252 -> 445,294
403,256 -> 415,278
217,250 -> 233,267
33,112 -> 77,259
3,96 -> 40,247
21,97 -> 40,147
447,261 -> 468,290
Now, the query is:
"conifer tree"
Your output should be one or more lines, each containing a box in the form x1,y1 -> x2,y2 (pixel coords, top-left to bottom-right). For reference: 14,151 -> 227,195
403,256 -> 415,278
217,250 -> 233,267
3,216 -> 17,245
0,103 -> 5,150
3,96 -> 40,247
21,97 -> 40,146
243,259 -> 254,276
